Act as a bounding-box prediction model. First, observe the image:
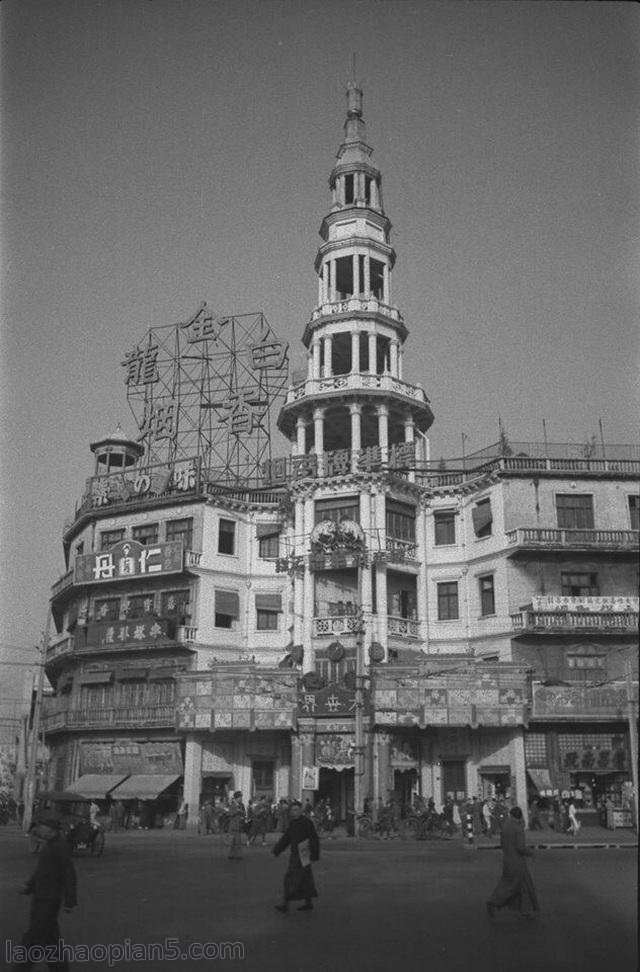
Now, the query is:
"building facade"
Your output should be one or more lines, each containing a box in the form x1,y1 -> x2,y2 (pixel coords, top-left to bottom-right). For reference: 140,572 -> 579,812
43,84 -> 639,829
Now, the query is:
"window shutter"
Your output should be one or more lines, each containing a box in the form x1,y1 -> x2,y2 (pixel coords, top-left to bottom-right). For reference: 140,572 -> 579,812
215,590 -> 240,618
472,500 -> 493,534
255,593 -> 283,612
256,522 -> 282,539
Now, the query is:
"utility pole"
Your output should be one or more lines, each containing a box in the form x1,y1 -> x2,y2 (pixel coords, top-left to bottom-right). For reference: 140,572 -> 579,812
353,563 -> 368,836
22,612 -> 51,835
625,659 -> 638,832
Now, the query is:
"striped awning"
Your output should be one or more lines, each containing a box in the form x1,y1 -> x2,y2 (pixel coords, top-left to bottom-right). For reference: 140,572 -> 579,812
109,774 -> 181,800
67,774 -> 128,799
215,590 -> 240,618
527,768 -> 553,792
255,593 -> 283,612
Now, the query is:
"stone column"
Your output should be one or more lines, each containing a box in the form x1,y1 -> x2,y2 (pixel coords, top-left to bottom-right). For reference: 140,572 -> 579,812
350,403 -> 362,471
323,335 -> 333,377
376,732 -> 391,804
329,259 -> 336,302
364,257 -> 371,298
290,735 -> 302,801
377,404 -> 389,464
389,341 -> 398,378
351,330 -> 361,374
313,407 -> 325,471
353,252 -> 360,297
512,729 -> 529,828
299,731 -> 316,803
296,416 -> 306,455
303,495 -> 316,668
312,339 -> 321,380
374,490 -> 388,653
416,504 -> 428,646
383,263 -> 390,304
404,412 -> 415,483
293,497 -> 305,645
360,490 -> 372,631
368,332 -> 377,374
398,345 -> 403,380
183,735 -> 202,832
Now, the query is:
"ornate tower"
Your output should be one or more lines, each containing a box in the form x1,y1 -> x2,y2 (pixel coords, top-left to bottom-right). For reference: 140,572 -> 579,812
278,81 -> 434,674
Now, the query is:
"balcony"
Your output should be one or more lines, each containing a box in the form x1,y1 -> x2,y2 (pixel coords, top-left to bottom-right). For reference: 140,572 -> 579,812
51,570 -> 74,601
507,527 -> 639,555
184,550 -> 202,569
512,609 -> 638,635
74,616 -> 197,653
387,615 -> 420,638
285,372 -> 429,408
45,704 -> 175,731
45,636 -> 75,663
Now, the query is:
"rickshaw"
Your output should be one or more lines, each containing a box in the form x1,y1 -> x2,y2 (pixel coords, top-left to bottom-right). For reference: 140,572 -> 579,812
29,790 -> 105,856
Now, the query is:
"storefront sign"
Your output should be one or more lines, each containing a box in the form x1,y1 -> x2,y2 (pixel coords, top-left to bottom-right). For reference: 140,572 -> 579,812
85,459 -> 198,510
262,441 -> 415,484
75,541 -> 184,585
80,617 -> 170,649
176,671 -> 298,732
80,740 -> 182,775
298,685 -> 357,718
531,595 -> 639,612
302,766 -> 320,790
533,683 -> 632,719
315,734 -> 355,768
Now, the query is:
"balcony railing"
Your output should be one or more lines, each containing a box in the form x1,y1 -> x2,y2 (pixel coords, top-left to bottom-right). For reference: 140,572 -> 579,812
507,528 -> 639,551
45,636 -> 75,662
511,610 -> 639,634
387,615 -> 420,638
313,614 -> 361,638
310,297 -> 404,325
184,550 -> 202,568
66,704 -> 175,728
285,372 -> 428,407
51,570 -> 74,601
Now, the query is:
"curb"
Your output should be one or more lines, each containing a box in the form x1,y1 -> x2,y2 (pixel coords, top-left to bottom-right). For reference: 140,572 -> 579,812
476,842 -> 637,851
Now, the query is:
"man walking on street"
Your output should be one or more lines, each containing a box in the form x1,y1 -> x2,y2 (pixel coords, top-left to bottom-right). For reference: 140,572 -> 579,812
273,800 -> 320,913
12,815 -> 77,971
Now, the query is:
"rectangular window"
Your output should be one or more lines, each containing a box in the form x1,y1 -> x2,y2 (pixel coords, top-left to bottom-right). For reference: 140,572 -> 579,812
479,575 -> 495,616
165,517 -> 193,549
255,593 -> 282,631
386,500 -> 416,541
75,542 -> 84,557
80,683 -> 112,709
256,523 -> 281,559
628,495 -> 640,531
556,494 -> 594,529
335,255 -> 354,298
100,529 -> 125,551
161,590 -> 190,620
126,594 -> 155,618
561,572 -> 599,596
118,681 -> 147,707
472,498 -> 492,538
524,733 -> 548,765
437,582 -> 459,621
566,653 -> 606,682
434,510 -> 456,546
215,589 -> 239,628
315,497 -> 359,525
369,258 -> 384,300
344,174 -> 354,205
93,597 -> 120,622
132,523 -> 159,546
218,519 -> 236,555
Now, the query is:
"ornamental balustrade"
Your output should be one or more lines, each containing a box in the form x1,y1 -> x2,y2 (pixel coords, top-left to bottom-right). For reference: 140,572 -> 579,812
387,615 -> 420,638
310,297 -> 404,324
286,372 -> 426,405
67,705 -> 175,727
507,528 -> 639,549
45,636 -> 75,662
313,614 -> 362,637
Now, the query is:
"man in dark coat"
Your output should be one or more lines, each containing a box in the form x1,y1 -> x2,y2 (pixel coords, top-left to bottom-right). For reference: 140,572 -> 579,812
272,800 -> 320,913
13,816 -> 77,971
486,806 -> 539,920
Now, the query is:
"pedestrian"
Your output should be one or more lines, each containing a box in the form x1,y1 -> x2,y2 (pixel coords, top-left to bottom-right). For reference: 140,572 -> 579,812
276,798 -> 289,834
251,797 -> 270,846
567,799 -> 581,837
12,815 -> 77,971
471,796 -> 482,837
482,799 -> 492,836
486,807 -> 539,920
528,800 -> 544,831
227,791 -> 245,860
273,799 -> 320,913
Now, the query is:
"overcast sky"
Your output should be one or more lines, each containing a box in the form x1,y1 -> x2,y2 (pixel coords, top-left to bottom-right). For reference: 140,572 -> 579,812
1,0 -> 638,656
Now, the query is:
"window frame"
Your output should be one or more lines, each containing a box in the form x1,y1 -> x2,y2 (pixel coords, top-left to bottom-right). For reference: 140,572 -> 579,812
218,518 -> 236,556
628,494 -> 640,531
479,574 -> 496,617
555,493 -> 594,530
434,510 -> 456,546
165,517 -> 194,550
100,528 -> 125,551
132,522 -> 159,546
560,571 -> 599,596
437,581 -> 459,621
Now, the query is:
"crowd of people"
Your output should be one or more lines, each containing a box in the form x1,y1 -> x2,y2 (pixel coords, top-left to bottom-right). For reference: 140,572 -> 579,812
197,794 -> 336,840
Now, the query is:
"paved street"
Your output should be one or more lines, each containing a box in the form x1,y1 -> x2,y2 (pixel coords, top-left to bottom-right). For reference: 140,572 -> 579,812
1,828 -> 636,972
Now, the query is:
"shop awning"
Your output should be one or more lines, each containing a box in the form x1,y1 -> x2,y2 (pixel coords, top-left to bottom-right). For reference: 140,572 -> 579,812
256,522 -> 282,539
527,768 -> 553,792
215,590 -> 240,618
109,774 -> 181,800
255,593 -> 283,612
115,668 -> 149,681
148,667 -> 176,680
66,774 -> 129,799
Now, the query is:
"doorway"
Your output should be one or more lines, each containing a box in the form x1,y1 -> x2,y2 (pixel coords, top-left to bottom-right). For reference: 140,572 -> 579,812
318,768 -> 354,822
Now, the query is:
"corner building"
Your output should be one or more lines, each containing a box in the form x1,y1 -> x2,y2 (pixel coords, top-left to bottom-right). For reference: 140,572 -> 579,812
44,83 -> 638,830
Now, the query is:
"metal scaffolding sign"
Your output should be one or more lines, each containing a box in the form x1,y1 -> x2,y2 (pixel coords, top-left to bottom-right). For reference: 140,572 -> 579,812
122,306 -> 289,487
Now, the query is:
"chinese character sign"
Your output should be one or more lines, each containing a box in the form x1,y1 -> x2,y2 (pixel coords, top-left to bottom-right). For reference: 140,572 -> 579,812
74,540 -> 184,585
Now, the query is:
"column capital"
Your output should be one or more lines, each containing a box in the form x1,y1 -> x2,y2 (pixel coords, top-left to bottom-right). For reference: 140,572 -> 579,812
349,401 -> 363,416
376,402 -> 389,418
313,405 -> 326,421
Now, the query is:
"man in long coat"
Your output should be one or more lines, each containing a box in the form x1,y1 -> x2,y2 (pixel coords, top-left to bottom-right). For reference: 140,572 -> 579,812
12,815 -> 77,971
272,800 -> 320,913
227,791 -> 245,860
486,806 -> 539,919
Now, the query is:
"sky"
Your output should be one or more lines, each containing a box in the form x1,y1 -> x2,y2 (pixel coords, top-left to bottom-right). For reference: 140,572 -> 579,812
1,0 -> 638,661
